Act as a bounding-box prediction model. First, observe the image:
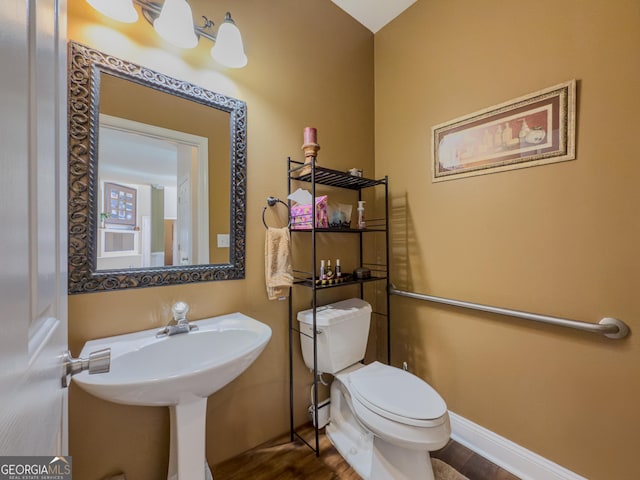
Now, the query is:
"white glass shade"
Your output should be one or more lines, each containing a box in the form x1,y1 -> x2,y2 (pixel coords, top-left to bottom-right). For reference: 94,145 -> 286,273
210,14 -> 247,68
87,0 -> 138,23
153,0 -> 198,49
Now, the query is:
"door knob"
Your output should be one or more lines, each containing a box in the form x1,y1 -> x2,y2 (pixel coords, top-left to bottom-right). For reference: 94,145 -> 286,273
61,348 -> 111,388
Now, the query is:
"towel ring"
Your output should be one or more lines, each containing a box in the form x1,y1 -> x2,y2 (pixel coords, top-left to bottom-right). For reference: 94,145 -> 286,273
262,196 -> 291,229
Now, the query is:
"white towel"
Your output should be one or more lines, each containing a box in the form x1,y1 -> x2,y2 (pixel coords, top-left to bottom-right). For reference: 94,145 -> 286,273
265,227 -> 293,300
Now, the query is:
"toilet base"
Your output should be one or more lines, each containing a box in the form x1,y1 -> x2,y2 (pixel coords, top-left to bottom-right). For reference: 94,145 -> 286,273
326,421 -> 373,479
371,436 -> 434,480
327,424 -> 436,480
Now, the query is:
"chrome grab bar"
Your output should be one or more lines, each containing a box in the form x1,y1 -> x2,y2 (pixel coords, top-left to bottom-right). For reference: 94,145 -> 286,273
389,285 -> 629,339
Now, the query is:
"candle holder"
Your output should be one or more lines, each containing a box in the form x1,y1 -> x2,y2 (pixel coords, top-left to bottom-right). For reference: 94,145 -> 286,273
299,142 -> 320,177
296,127 -> 320,177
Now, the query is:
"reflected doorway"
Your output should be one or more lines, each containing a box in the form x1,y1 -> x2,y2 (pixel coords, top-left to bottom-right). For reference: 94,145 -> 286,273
96,115 -> 210,270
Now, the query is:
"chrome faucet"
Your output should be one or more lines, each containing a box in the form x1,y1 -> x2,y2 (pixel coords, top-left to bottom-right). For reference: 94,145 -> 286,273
156,301 -> 199,337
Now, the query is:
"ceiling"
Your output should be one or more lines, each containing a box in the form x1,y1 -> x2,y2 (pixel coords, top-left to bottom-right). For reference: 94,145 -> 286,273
331,0 -> 417,33
100,127 -> 178,187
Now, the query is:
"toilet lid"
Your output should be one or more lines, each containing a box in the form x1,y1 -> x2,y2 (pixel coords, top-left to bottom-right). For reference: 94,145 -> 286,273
348,362 -> 447,424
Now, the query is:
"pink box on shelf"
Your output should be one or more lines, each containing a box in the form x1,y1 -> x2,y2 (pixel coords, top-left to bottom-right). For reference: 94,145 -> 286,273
291,195 -> 328,229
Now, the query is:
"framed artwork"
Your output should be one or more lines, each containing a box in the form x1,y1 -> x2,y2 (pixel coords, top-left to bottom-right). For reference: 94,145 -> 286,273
104,182 -> 137,227
432,80 -> 576,182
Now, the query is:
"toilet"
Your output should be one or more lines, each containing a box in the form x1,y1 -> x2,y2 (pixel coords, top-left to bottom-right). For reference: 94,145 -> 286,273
298,298 -> 451,480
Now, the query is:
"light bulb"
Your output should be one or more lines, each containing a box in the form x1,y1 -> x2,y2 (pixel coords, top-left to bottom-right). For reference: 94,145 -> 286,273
210,13 -> 247,68
87,0 -> 138,23
153,0 -> 198,49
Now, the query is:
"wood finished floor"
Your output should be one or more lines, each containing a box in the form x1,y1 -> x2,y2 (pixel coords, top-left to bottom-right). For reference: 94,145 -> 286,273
213,425 -> 520,480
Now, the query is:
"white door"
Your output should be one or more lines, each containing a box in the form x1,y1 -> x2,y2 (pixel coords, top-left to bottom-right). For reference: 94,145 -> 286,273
177,176 -> 192,265
0,0 -> 69,455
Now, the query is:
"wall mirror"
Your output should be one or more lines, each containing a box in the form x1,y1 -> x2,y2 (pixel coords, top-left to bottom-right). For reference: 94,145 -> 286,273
68,42 -> 246,293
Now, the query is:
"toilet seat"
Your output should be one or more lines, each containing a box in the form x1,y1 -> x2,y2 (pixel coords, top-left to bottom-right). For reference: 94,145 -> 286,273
347,362 -> 447,428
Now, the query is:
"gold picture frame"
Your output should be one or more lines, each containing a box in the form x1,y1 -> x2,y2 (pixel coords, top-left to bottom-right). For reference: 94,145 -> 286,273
432,80 -> 576,182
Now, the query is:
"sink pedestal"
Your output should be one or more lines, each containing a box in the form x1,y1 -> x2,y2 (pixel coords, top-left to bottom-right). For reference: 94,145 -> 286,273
167,398 -> 210,480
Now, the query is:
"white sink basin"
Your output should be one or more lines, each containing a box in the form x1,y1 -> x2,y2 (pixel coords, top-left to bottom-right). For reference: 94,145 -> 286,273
73,312 -> 272,480
74,312 -> 272,406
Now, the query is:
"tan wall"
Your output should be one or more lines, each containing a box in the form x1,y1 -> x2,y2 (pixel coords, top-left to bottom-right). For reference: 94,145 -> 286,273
68,1 -> 373,478
375,1 -> 640,479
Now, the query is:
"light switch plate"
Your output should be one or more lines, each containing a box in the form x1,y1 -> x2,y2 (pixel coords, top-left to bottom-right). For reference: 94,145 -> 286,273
217,234 -> 230,248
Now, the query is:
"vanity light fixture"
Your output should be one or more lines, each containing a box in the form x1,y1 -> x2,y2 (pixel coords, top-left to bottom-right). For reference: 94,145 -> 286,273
87,0 -> 139,23
86,0 -> 248,68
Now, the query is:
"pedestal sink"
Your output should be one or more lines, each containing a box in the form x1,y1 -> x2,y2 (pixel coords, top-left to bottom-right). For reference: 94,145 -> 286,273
73,312 -> 272,480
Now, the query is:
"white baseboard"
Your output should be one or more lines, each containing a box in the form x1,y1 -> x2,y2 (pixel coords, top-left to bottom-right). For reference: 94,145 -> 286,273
448,411 -> 587,480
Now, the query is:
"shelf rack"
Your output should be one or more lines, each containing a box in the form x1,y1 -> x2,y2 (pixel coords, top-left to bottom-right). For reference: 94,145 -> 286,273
287,157 -> 390,456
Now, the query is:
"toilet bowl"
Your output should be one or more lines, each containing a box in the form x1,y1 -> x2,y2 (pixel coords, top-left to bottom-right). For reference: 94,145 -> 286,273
327,362 -> 450,480
297,299 -> 451,480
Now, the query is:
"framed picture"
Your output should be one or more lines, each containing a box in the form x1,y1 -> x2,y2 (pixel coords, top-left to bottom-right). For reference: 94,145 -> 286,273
432,80 -> 576,182
103,182 -> 137,227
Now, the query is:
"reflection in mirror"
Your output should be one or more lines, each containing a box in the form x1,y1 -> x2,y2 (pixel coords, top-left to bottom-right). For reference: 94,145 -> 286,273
68,42 -> 246,293
97,114 -> 212,270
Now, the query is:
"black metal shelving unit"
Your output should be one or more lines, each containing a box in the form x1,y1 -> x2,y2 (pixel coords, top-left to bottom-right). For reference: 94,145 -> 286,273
287,157 -> 390,456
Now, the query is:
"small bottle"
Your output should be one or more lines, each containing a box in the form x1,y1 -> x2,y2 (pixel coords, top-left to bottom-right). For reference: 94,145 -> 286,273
335,259 -> 342,280
326,259 -> 334,280
357,201 -> 366,229
319,259 -> 326,281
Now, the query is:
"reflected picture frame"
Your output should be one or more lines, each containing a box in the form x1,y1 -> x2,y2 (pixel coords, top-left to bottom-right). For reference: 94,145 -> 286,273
432,80 -> 576,182
103,182 -> 137,227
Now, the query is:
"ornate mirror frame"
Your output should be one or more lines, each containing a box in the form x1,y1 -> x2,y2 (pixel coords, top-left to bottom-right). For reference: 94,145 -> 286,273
68,42 -> 246,294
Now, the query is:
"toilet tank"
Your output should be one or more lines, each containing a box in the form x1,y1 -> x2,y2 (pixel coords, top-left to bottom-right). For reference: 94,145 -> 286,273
297,298 -> 372,374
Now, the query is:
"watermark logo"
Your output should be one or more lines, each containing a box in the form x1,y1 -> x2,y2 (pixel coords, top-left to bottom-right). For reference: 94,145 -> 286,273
0,456 -> 72,480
